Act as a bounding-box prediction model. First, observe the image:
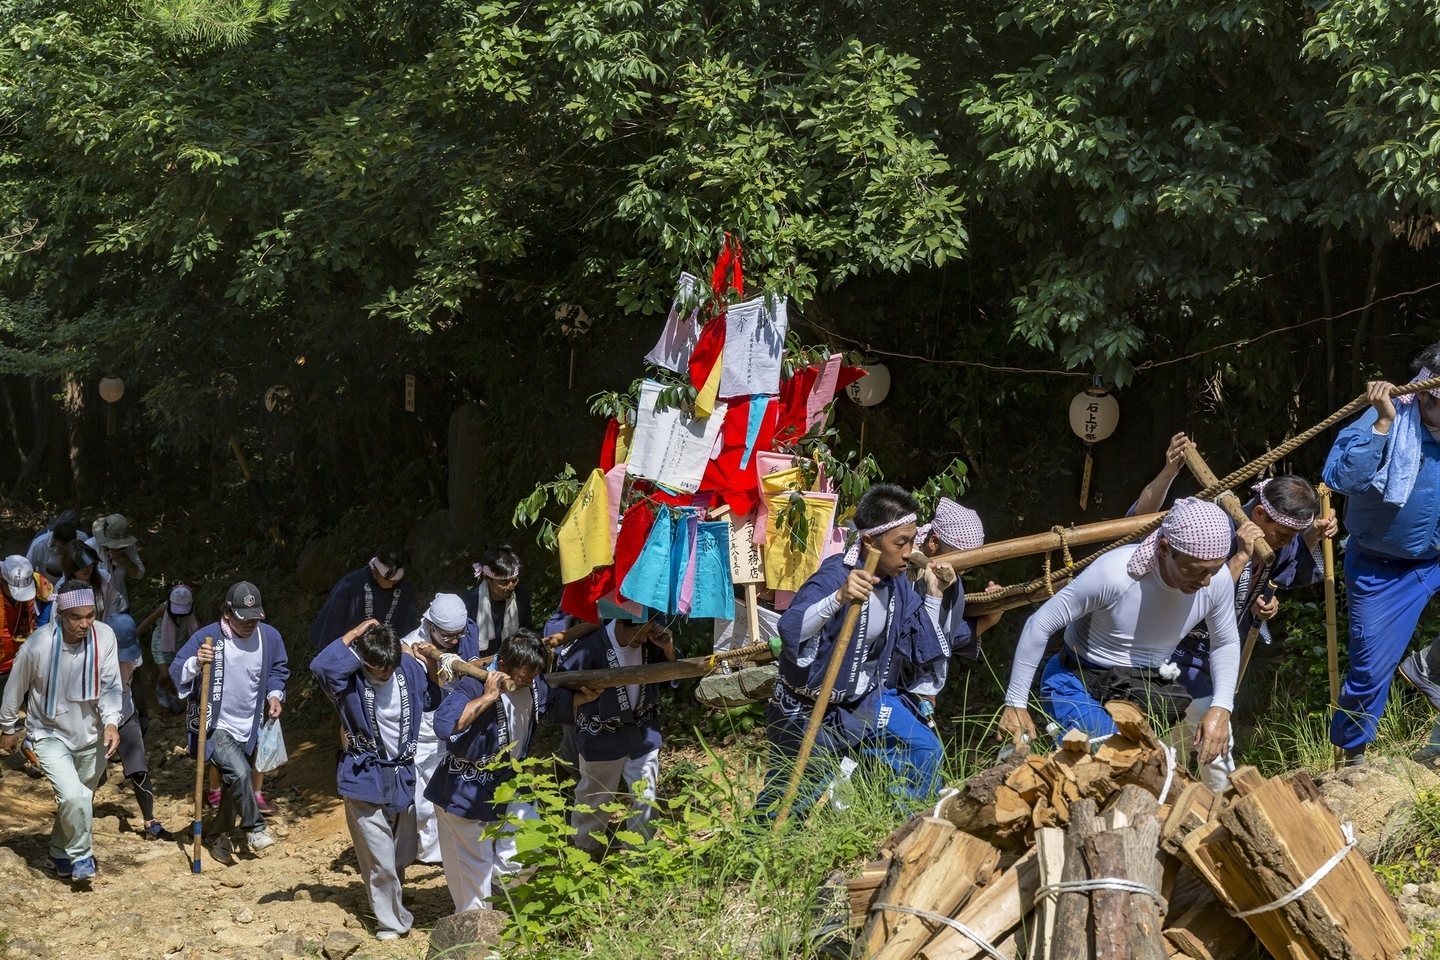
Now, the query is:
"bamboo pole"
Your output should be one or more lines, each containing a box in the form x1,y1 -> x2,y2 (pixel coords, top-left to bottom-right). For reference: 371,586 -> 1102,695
773,549 -> 882,828
1320,485 -> 1342,769
916,513 -> 1163,573
191,637 -> 213,874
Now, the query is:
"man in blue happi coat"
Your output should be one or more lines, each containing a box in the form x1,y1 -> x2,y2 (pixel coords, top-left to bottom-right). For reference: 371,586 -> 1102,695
424,629 -> 553,913
760,483 -> 950,817
548,614 -> 676,851
309,545 -> 418,648
170,581 -> 289,866
312,619 -> 442,939
1324,346 -> 1440,765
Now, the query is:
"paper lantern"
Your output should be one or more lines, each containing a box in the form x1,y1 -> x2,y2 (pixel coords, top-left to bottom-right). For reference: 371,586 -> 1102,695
1069,389 -> 1119,443
1069,388 -> 1119,511
846,364 -> 891,407
98,377 -> 125,404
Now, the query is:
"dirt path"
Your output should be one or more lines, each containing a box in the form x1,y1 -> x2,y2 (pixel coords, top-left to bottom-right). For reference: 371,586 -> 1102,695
0,708 -> 452,960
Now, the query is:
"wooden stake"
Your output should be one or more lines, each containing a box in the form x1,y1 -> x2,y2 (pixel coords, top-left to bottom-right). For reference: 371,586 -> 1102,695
773,549 -> 882,827
1320,484 -> 1341,770
1236,580 -> 1277,685
745,582 -> 762,647
192,638 -> 213,874
1078,443 -> 1094,511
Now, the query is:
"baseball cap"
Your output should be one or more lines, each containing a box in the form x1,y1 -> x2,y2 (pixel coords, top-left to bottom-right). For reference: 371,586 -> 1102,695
2,555 -> 35,602
168,584 -> 194,616
224,581 -> 265,621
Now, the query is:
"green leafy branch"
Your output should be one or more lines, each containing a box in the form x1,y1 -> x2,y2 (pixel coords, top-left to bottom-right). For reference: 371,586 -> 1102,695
512,464 -> 582,550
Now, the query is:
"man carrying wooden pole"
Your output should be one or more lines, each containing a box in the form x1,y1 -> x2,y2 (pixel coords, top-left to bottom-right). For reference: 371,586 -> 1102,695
758,484 -> 951,823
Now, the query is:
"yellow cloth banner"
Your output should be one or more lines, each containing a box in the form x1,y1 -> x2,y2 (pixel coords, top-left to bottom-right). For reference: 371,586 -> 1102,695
557,468 -> 614,583
615,424 -> 634,465
763,491 -> 837,592
694,347 -> 724,419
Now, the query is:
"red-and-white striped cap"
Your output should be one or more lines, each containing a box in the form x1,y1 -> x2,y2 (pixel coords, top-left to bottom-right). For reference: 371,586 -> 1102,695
1127,497 -> 1233,581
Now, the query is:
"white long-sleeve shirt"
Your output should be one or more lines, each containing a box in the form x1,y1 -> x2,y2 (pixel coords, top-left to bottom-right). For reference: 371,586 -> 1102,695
0,621 -> 123,749
1005,545 -> 1241,712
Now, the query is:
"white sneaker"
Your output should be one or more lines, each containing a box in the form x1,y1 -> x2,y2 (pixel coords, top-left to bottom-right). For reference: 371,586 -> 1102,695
210,835 -> 236,866
245,829 -> 275,852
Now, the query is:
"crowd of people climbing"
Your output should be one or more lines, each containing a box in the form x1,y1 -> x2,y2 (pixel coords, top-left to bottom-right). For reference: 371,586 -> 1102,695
5,341 -> 1440,943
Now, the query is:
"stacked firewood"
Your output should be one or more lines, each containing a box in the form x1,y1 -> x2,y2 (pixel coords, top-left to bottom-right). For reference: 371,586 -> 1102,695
846,702 -> 1410,960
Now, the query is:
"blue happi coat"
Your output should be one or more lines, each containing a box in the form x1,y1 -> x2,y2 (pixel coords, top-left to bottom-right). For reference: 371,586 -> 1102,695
308,566 -> 418,649
311,639 -> 442,812
170,622 -> 290,760
423,662 -> 558,821
546,623 -> 668,763
770,555 -> 947,754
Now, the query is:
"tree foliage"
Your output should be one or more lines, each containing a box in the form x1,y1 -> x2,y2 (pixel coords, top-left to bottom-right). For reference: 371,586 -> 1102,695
1,0 -> 1439,548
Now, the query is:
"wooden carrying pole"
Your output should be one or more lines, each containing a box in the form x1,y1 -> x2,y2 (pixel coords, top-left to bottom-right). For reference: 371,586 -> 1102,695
1180,445 -> 1276,570
773,549 -> 883,828
919,513 -> 1163,573
191,637 -> 213,874
545,640 -> 774,690
1320,484 -> 1342,768
412,645 -> 517,692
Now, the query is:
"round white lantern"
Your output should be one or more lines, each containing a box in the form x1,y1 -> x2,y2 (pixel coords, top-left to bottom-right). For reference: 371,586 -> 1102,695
846,364 -> 891,407
1069,389 -> 1119,443
98,377 -> 125,404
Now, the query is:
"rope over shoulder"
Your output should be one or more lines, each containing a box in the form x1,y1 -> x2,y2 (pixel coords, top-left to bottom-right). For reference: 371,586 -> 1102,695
980,376 -> 1440,603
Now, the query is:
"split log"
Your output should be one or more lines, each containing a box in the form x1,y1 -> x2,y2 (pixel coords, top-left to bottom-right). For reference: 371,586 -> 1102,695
1161,783 -> 1215,856
1051,799 -> 1099,960
1031,827 -> 1066,960
871,832 -> 1000,960
1163,885 -> 1253,960
1182,769 -> 1407,960
848,859 -> 891,927
917,849 -> 1040,960
862,818 -> 956,954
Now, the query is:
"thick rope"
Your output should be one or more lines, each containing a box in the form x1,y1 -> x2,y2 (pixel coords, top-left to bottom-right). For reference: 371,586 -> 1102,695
979,377 -> 1440,602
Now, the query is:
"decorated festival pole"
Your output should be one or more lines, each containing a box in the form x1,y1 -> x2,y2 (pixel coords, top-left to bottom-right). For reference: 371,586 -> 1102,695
1319,485 -> 1342,769
773,548 -> 883,829
191,638 -> 213,874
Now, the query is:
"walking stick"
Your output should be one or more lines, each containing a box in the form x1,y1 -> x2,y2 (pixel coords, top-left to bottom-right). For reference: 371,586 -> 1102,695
773,549 -> 882,828
1236,581 -> 1278,684
1319,485 -> 1342,769
192,637 -> 213,874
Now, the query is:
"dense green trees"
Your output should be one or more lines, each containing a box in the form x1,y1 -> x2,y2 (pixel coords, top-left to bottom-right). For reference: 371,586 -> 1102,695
1,0 -> 1437,549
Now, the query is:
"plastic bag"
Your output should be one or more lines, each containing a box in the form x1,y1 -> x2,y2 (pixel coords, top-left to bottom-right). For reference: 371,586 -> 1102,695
255,718 -> 288,773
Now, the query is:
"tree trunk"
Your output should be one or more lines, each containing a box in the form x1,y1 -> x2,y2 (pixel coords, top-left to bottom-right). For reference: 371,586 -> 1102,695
10,376 -> 49,501
61,370 -> 95,504
1319,227 -> 1335,412
1350,237 -> 1386,393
